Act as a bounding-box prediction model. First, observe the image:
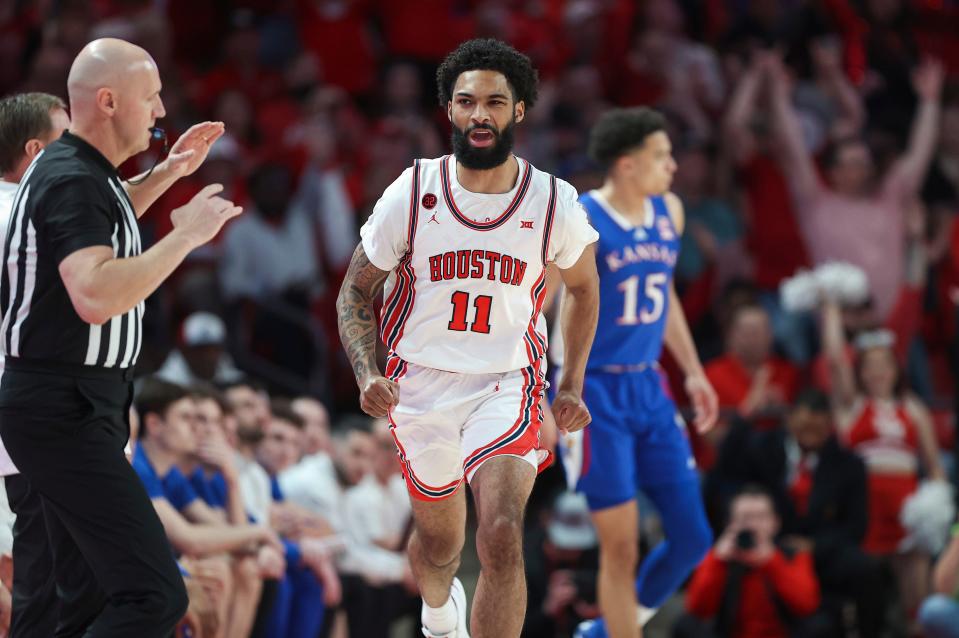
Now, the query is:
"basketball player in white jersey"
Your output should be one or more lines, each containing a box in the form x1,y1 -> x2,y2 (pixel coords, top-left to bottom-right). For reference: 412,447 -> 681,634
337,39 -> 600,638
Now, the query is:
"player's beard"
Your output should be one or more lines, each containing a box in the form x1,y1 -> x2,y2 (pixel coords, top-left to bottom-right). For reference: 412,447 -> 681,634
451,119 -> 515,170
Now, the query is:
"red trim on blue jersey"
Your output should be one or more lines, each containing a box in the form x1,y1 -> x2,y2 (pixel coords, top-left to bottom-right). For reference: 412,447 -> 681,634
439,155 -> 532,231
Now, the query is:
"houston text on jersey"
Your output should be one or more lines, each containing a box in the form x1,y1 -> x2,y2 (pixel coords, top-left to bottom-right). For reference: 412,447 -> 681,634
428,250 -> 528,286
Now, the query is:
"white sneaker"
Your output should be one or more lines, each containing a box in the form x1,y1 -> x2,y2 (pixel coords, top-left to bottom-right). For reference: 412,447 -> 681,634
422,577 -> 470,638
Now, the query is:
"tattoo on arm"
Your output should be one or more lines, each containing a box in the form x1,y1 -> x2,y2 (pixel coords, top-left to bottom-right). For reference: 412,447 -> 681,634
336,244 -> 390,383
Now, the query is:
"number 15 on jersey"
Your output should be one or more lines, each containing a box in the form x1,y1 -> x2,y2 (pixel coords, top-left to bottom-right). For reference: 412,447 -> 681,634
617,272 -> 667,325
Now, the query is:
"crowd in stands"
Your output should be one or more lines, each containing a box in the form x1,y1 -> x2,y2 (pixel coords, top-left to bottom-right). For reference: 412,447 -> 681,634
5,0 -> 959,635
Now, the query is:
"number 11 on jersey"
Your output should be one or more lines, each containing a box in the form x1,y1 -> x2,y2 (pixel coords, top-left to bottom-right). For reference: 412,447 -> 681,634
449,291 -> 493,334
617,272 -> 667,325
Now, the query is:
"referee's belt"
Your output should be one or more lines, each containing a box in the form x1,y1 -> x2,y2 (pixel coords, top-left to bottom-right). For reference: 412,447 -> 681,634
4,357 -> 136,382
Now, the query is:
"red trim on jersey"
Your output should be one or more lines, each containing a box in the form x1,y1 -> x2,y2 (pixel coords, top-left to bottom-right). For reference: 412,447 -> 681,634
389,259 -> 418,350
381,256 -> 414,350
389,412 -> 463,501
383,360 -> 462,501
523,270 -> 548,365
521,177 -> 557,365
384,352 -> 408,381
540,176 -> 557,266
439,155 -> 532,231
381,259 -> 407,340
463,363 -> 544,474
537,450 -> 554,474
382,160 -> 421,351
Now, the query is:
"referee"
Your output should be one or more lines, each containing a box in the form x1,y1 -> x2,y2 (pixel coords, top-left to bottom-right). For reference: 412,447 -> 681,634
0,39 -> 241,637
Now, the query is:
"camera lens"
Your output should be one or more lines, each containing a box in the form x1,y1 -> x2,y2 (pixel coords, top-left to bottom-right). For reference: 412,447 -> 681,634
735,529 -> 756,551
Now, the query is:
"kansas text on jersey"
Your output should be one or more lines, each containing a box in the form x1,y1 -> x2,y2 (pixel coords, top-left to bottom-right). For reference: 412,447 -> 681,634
581,190 -> 679,368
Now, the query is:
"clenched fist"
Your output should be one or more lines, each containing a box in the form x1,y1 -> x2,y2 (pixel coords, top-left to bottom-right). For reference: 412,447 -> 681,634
551,390 -> 591,434
360,375 -> 399,417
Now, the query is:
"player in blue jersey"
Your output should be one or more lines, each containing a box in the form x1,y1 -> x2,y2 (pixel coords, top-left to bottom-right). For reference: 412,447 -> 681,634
570,108 -> 719,638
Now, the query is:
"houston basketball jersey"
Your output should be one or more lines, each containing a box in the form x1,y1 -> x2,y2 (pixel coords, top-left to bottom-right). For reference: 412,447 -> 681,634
361,155 -> 597,374
581,190 -> 680,369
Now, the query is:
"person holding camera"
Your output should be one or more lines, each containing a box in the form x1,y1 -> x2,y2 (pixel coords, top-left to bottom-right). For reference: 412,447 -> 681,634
676,485 -> 821,638
710,389 -> 885,636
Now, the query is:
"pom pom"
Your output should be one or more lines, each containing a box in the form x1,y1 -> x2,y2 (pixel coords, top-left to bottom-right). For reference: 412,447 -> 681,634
780,269 -> 820,313
900,480 -> 956,554
814,261 -> 870,306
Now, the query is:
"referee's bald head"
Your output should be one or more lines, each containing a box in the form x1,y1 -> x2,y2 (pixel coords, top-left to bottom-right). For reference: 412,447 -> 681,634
66,38 -> 166,162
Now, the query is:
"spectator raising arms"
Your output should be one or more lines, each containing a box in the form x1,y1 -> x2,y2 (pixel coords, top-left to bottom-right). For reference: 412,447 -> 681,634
769,51 -> 943,321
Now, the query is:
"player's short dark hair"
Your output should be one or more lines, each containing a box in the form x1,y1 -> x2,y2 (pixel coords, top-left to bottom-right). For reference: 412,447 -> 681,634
135,377 -> 192,436
0,92 -> 66,174
270,398 -> 304,430
588,107 -> 668,171
436,38 -> 538,108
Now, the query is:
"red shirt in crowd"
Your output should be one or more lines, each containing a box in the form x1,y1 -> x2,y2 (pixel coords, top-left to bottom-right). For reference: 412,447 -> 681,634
705,355 -> 800,424
686,550 -> 821,638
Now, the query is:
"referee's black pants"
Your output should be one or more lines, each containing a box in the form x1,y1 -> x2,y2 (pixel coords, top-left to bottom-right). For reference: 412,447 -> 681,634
0,366 -> 188,637
4,473 -> 58,637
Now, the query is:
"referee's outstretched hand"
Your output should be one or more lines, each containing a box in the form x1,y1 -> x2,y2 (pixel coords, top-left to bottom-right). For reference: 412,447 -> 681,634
171,183 -> 243,248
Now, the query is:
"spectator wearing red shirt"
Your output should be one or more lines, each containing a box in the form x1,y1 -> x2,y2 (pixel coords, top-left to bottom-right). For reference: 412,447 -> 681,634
677,485 -> 821,638
706,301 -> 800,423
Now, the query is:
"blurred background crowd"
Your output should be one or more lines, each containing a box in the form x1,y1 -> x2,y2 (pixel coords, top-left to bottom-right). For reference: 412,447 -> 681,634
5,0 -> 959,636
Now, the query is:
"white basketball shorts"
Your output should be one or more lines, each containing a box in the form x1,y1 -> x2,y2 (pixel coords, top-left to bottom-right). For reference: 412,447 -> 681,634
385,354 -> 551,501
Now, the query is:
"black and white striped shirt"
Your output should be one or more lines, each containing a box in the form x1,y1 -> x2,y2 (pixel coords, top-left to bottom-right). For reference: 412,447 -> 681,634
0,132 -> 143,369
